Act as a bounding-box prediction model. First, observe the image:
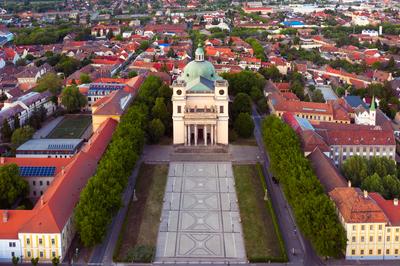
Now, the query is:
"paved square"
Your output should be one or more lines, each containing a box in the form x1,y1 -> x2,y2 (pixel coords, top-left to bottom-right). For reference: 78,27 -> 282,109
155,162 -> 246,263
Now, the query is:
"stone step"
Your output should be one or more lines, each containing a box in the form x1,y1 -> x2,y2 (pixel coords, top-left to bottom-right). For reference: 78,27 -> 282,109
170,153 -> 231,162
174,145 -> 229,154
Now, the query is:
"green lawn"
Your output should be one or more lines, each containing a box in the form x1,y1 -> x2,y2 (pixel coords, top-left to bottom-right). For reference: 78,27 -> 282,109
47,115 -> 91,139
113,164 -> 168,262
230,136 -> 258,146
233,164 -> 287,262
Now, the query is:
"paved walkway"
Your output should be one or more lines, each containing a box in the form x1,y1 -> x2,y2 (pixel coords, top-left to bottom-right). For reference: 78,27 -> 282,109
142,145 -> 262,163
155,162 -> 247,264
32,116 -> 63,139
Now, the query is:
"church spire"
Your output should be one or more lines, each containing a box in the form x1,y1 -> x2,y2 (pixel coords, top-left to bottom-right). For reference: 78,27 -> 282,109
370,95 -> 376,111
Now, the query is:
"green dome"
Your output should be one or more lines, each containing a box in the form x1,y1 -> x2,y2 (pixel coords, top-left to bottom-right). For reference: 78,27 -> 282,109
195,46 -> 204,56
181,60 -> 219,83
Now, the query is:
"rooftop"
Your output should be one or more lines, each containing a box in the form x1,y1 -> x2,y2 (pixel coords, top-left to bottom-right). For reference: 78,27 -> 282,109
329,187 -> 388,224
16,139 -> 84,152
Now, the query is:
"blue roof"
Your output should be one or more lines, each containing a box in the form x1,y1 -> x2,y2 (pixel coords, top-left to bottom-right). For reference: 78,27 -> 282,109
19,166 -> 56,177
294,116 -> 314,131
283,21 -> 304,27
344,95 -> 368,108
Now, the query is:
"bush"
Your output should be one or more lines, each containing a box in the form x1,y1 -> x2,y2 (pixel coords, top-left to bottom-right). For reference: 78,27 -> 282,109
228,128 -> 238,142
234,113 -> 254,138
125,245 -> 155,262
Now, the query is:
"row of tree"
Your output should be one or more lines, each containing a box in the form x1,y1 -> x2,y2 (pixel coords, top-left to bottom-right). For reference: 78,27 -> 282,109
74,76 -> 168,246
262,116 -> 346,258
341,156 -> 400,199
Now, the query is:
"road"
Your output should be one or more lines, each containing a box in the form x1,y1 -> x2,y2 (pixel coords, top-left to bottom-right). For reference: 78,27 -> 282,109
251,105 -> 323,266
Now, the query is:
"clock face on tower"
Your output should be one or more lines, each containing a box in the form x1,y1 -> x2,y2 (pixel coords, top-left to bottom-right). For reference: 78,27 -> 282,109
219,89 -> 224,95
176,89 -> 182,95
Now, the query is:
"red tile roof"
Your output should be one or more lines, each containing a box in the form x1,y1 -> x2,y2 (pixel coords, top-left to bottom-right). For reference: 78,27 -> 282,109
370,193 -> 400,226
307,147 -> 347,192
329,187 -> 388,223
0,118 -> 117,236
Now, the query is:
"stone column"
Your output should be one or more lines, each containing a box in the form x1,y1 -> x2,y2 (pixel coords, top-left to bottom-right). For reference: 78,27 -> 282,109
188,125 -> 191,146
204,125 -> 207,146
211,125 -> 214,145
194,124 -> 197,146
215,125 -> 217,145
184,125 -> 187,146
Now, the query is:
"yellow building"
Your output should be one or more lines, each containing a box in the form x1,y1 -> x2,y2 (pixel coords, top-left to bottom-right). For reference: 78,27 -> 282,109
330,187 -> 400,260
91,90 -> 133,132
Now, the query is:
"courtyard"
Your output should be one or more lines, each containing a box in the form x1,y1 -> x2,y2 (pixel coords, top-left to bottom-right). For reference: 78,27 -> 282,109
155,162 -> 247,263
46,115 -> 92,139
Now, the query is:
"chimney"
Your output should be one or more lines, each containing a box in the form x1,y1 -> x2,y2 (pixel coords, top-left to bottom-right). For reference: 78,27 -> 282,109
348,180 -> 352,187
363,190 -> 368,199
379,25 -> 383,36
2,210 -> 8,223
61,166 -> 65,175
40,196 -> 44,206
394,198 -> 398,206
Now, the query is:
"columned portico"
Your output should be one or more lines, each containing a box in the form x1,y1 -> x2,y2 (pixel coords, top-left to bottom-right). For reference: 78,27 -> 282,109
184,124 -> 217,146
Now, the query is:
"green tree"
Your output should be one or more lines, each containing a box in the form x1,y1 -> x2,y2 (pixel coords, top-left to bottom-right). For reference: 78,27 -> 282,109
61,85 -> 87,113
167,48 -> 176,58
367,157 -> 397,177
11,126 -> 35,150
249,86 -> 263,102
381,175 -> 400,199
232,93 -> 252,120
0,164 -> 29,208
290,81 -> 305,100
12,256 -> 19,265
261,115 -> 346,258
311,89 -> 325,103
138,76 -> 163,107
234,113 -> 254,138
35,73 -> 63,94
128,71 -> 137,78
148,118 -> 165,143
221,70 -> 266,96
1,119 -> 12,142
152,97 -> 169,125
361,173 -> 385,194
259,66 -> 282,82
341,156 -> 368,186
51,256 -> 60,266
80,73 -> 91,84
31,257 -> 39,266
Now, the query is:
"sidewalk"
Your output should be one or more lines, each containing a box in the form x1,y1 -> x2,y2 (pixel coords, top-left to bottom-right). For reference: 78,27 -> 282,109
32,116 -> 63,139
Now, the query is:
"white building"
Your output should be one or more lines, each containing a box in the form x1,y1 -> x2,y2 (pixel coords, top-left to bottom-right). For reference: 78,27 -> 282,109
355,100 -> 376,126
172,46 -> 229,146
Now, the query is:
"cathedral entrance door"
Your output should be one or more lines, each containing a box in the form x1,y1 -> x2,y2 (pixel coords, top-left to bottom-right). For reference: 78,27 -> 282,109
198,128 -> 204,145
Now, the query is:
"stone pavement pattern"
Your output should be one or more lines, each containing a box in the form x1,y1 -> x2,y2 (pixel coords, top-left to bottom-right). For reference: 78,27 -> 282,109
155,162 -> 247,263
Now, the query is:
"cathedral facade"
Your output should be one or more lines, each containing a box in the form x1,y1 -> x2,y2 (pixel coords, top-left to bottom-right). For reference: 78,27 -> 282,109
172,46 -> 229,146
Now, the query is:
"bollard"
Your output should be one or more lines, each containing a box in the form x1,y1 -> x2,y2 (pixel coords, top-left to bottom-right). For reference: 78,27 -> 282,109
264,189 -> 268,201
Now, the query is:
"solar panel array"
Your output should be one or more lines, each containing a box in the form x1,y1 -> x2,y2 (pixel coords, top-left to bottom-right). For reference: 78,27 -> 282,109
19,166 -> 56,177
47,144 -> 75,150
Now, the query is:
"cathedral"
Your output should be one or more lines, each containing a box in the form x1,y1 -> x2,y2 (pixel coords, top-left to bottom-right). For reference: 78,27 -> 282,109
172,46 -> 229,146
